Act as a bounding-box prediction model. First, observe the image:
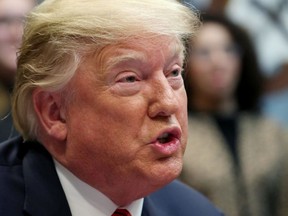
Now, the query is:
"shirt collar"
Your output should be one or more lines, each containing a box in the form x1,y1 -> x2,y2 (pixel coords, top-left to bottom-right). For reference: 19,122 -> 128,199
54,160 -> 143,216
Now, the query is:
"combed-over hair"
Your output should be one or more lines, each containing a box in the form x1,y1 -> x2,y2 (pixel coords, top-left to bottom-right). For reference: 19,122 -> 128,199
12,0 -> 200,140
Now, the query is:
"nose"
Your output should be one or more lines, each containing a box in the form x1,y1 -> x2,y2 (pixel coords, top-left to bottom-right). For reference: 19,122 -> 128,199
147,75 -> 181,118
10,26 -> 23,43
7,18 -> 24,45
210,46 -> 238,66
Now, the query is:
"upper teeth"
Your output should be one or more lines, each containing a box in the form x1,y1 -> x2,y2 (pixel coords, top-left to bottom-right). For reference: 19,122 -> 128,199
158,133 -> 169,139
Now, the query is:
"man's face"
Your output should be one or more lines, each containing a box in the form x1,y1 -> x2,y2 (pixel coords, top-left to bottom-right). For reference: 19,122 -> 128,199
0,0 -> 34,87
61,36 -> 188,203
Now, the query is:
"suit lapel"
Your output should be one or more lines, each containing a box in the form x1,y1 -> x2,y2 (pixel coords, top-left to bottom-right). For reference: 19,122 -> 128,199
21,142 -> 169,216
22,141 -> 71,216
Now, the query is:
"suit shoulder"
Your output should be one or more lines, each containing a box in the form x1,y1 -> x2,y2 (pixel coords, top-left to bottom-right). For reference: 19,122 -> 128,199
0,137 -> 26,216
0,136 -> 25,166
147,180 -> 224,216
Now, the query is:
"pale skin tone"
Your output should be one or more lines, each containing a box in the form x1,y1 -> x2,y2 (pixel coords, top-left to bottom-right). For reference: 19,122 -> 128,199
33,36 -> 188,206
0,0 -> 35,88
188,22 -> 241,113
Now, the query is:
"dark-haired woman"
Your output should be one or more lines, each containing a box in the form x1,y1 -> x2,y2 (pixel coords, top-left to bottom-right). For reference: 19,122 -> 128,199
180,14 -> 288,216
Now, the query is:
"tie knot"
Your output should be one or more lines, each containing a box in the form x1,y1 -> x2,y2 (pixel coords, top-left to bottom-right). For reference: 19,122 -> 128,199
112,208 -> 131,216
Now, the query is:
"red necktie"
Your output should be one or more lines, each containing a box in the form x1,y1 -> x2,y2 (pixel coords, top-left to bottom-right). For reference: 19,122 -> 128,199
112,208 -> 132,216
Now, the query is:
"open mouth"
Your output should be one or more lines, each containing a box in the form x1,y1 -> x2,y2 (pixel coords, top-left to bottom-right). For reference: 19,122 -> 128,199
150,128 -> 181,155
157,132 -> 174,144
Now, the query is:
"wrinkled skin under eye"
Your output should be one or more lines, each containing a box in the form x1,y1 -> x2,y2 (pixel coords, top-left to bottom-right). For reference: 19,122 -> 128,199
165,66 -> 184,89
111,72 -> 142,96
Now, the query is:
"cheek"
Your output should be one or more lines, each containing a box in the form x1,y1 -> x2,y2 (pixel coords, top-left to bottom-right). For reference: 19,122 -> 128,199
67,95 -> 146,148
226,59 -> 241,84
189,60 -> 210,82
177,90 -> 188,139
0,33 -> 14,45
67,116 -> 132,166
0,33 -> 6,41
190,58 -> 210,74
179,90 -> 188,115
189,70 -> 210,92
0,51 -> 17,70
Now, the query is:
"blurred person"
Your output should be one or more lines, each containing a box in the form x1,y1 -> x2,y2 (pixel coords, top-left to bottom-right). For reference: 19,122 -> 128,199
181,0 -> 228,14
0,0 -> 224,215
225,0 -> 288,127
180,14 -> 288,216
183,0 -> 288,127
0,0 -> 36,142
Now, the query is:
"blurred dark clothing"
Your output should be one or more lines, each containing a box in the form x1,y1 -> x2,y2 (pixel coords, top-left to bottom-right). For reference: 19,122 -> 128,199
180,112 -> 288,216
0,112 -> 18,143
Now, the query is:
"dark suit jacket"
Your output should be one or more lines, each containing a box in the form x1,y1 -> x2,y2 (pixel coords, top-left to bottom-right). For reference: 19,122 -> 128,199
0,137 -> 224,216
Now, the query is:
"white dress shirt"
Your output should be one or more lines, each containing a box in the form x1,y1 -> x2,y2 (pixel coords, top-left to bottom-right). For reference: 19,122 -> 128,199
54,160 -> 143,216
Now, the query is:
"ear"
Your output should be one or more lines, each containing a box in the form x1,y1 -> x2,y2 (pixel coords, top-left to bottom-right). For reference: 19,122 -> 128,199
33,89 -> 67,141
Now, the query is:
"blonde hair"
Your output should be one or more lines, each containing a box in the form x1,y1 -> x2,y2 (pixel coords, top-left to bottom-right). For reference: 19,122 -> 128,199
12,0 -> 200,140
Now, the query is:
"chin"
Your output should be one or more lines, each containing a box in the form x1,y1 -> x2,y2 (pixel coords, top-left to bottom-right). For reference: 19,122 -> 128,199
150,158 -> 182,185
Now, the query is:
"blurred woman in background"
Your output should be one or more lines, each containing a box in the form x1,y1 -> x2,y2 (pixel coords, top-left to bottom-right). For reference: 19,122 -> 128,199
0,0 -> 36,142
180,14 -> 288,216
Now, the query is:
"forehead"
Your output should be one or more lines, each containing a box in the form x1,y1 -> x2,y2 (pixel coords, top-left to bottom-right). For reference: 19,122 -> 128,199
96,36 -> 185,68
196,22 -> 233,46
0,0 -> 35,15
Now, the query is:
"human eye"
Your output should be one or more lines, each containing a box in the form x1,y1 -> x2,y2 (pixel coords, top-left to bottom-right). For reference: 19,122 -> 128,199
167,66 -> 184,89
167,66 -> 183,78
170,68 -> 181,77
192,48 -> 210,59
116,73 -> 139,83
111,72 -> 142,96
224,44 -> 240,57
0,17 -> 10,28
0,16 -> 25,28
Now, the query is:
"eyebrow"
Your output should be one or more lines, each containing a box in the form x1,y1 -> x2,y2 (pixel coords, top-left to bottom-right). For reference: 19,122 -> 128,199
105,51 -> 146,71
166,44 -> 185,67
